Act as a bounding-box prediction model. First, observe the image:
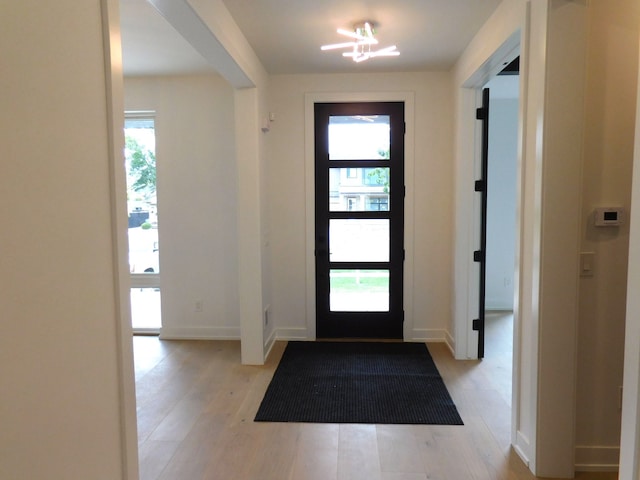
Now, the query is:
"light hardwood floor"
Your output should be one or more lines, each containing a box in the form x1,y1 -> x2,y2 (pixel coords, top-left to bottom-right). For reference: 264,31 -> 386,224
134,313 -> 616,480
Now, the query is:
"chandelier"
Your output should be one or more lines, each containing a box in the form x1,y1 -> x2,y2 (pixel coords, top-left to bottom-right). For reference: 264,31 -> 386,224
321,22 -> 400,63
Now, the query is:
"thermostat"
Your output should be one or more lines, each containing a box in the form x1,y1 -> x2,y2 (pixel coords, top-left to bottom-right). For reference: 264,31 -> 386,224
594,207 -> 624,227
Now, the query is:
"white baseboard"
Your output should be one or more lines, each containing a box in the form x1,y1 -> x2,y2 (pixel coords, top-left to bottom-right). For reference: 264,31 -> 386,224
574,446 -> 620,472
264,328 -> 276,359
132,328 -> 160,335
444,330 -> 455,354
159,326 -> 240,340
409,328 -> 449,343
275,327 -> 311,341
513,430 -> 532,470
273,327 -> 453,344
513,443 -> 530,469
158,326 -> 455,348
485,302 -> 514,311
274,328 -> 454,346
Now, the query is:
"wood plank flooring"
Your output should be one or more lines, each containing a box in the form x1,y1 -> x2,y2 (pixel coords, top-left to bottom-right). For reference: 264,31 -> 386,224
134,313 -> 616,480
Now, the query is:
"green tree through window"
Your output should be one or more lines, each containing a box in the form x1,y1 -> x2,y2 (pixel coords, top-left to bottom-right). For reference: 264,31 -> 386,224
125,136 -> 156,195
364,147 -> 391,193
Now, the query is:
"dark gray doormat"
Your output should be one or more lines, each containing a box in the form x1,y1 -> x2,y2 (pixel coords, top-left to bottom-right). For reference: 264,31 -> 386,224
254,341 -> 464,425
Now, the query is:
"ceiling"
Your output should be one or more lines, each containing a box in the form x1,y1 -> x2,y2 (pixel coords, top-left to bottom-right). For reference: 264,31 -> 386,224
120,0 -> 503,77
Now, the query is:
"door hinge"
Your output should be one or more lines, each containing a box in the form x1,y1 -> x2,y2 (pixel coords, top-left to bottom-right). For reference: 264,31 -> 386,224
473,250 -> 484,262
474,180 -> 484,192
472,319 -> 481,330
403,249 -> 406,261
476,107 -> 487,120
403,122 -> 406,134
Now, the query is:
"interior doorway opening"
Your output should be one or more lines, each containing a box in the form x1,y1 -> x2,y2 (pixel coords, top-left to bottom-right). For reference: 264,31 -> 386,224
458,39 -> 523,465
481,68 -> 519,404
482,65 -> 519,360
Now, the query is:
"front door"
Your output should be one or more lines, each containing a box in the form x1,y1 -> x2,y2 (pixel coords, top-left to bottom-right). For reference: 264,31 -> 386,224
314,102 -> 405,338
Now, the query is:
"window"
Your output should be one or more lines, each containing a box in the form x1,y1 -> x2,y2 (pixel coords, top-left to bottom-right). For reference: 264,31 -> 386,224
367,196 -> 389,211
125,112 -> 161,331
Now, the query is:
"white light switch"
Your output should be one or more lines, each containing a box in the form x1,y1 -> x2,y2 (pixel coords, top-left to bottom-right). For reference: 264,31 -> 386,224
580,252 -> 595,277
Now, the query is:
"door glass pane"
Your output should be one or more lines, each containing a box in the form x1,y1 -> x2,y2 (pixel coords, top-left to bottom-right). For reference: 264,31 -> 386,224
330,219 -> 389,262
330,269 -> 389,312
329,115 -> 390,160
329,167 -> 390,211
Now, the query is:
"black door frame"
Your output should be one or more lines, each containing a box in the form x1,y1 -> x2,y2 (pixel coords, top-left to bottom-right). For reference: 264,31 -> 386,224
314,101 -> 405,339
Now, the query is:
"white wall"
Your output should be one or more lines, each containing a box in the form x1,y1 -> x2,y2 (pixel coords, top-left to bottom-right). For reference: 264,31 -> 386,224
575,0 -> 639,470
535,4 -> 588,475
485,84 -> 519,311
182,0 -> 273,363
619,25 -> 640,479
268,72 -> 453,341
0,1 -> 134,478
124,75 -> 240,339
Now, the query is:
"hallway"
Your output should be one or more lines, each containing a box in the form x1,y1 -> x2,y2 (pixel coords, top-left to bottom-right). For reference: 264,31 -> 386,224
133,316 -> 615,479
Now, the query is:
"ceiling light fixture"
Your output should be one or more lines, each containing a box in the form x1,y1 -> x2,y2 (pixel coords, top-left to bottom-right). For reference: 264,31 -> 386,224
321,22 -> 400,63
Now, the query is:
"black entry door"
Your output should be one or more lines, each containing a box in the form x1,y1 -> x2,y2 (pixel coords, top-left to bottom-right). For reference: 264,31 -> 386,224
314,102 -> 405,338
